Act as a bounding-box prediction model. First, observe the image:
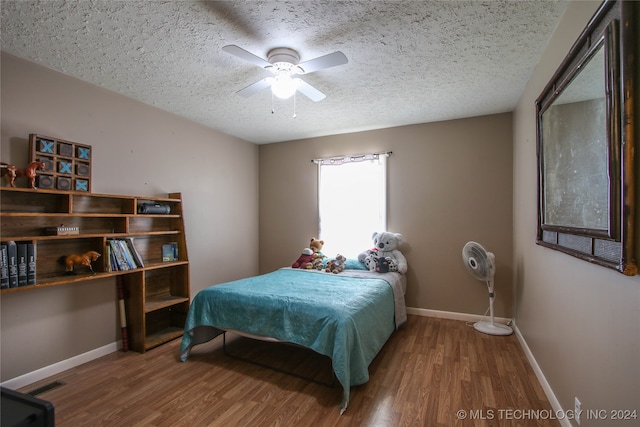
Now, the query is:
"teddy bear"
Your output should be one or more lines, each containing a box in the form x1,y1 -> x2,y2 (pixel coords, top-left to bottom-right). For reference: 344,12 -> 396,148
309,237 -> 324,254
307,237 -> 326,269
325,254 -> 346,274
358,231 -> 408,274
292,238 -> 326,269
292,248 -> 315,269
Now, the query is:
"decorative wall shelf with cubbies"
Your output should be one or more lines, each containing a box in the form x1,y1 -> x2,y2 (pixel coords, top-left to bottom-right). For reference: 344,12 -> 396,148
30,133 -> 92,192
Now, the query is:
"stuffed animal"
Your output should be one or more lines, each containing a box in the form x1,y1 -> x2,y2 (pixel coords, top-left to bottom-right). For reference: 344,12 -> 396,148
292,248 -> 314,268
307,238 -> 326,269
310,252 -> 326,270
326,254 -> 346,274
358,231 -> 408,273
359,248 -> 379,271
291,238 -> 326,269
375,256 -> 392,273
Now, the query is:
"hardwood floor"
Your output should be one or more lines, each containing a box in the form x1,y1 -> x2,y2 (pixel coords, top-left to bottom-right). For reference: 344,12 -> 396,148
18,315 -> 559,426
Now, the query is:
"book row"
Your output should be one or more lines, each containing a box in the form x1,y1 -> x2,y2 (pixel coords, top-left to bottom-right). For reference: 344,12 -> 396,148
0,239 -> 178,288
106,239 -> 144,272
1,242 -> 36,289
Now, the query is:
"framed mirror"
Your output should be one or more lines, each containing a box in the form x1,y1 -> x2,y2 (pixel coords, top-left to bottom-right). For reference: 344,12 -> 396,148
536,0 -> 637,275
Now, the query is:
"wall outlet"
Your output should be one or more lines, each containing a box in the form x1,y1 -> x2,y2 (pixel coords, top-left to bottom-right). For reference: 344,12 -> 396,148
575,397 -> 582,425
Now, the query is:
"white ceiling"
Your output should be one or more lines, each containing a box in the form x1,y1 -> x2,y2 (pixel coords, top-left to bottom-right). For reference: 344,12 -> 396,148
1,0 -> 568,144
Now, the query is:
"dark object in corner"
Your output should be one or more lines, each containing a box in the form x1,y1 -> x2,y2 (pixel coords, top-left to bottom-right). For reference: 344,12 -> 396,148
1,386 -> 55,427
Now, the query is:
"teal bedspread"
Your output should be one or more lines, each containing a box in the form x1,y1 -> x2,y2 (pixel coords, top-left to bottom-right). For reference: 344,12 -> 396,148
180,268 -> 405,412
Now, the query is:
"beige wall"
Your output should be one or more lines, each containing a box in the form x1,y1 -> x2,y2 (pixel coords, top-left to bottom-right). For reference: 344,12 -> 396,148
0,53 -> 260,381
513,0 -> 640,422
259,114 -> 514,316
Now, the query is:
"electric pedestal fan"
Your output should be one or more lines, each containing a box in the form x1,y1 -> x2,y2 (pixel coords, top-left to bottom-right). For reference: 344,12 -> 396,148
462,241 -> 513,336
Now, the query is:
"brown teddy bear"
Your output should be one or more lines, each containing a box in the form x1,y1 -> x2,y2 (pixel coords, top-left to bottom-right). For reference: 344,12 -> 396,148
292,238 -> 326,269
309,238 -> 324,254
325,254 -> 346,274
308,238 -> 326,270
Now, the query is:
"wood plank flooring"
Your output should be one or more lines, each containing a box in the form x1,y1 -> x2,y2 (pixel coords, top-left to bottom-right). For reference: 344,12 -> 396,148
18,316 -> 559,426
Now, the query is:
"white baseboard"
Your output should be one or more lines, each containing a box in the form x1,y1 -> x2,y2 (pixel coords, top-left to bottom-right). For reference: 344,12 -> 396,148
1,341 -> 120,390
512,322 -> 571,427
406,306 -> 512,325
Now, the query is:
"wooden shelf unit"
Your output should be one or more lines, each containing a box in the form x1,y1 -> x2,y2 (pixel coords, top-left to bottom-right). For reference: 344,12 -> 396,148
0,187 -> 190,353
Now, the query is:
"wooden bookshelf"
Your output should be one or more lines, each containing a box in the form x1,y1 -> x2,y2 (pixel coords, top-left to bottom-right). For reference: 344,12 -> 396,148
0,187 -> 190,353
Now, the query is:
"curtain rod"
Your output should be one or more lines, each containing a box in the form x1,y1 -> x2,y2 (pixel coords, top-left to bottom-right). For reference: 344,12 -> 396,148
311,151 -> 392,165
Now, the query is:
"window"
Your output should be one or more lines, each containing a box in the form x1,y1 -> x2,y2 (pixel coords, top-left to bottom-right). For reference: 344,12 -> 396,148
317,153 -> 388,257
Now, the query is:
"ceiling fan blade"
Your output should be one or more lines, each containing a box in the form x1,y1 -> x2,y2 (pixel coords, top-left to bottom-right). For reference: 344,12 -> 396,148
222,45 -> 271,68
295,79 -> 326,102
236,78 -> 272,97
297,51 -> 348,74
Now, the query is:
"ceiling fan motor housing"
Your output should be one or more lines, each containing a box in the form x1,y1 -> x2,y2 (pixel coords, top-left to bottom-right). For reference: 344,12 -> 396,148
267,48 -> 302,73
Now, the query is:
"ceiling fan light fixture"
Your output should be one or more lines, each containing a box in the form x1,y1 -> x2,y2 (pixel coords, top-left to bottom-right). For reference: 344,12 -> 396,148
270,74 -> 298,99
223,45 -> 347,103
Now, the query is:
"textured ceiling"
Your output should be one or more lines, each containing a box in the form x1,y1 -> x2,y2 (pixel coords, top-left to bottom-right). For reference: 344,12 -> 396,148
1,0 -> 568,144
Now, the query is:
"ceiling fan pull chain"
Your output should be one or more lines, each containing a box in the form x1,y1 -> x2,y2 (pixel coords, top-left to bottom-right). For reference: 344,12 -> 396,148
293,92 -> 297,118
271,91 -> 275,114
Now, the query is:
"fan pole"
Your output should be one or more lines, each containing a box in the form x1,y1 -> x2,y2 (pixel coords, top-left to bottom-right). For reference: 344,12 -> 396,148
474,279 -> 513,336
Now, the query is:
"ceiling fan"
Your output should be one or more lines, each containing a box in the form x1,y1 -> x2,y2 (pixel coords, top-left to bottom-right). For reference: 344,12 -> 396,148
222,45 -> 348,102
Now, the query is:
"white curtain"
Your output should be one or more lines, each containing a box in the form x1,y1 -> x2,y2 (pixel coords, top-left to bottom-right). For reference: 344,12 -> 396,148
317,153 -> 388,258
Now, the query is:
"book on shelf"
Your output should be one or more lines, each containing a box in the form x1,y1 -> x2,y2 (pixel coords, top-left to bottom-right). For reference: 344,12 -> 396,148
27,243 -> 36,286
162,242 -> 178,262
17,243 -> 28,287
105,244 -> 113,272
107,239 -> 144,271
0,244 -> 9,289
108,244 -> 119,272
7,241 -> 18,288
108,240 -> 129,271
117,240 -> 136,270
124,238 -> 144,268
109,240 -> 129,271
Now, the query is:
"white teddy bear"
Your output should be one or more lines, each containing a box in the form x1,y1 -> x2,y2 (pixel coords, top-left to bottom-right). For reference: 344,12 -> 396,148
358,231 -> 408,274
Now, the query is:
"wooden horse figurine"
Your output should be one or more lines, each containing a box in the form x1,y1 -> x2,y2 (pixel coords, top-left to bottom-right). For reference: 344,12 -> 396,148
0,163 -> 17,186
58,251 -> 101,275
1,161 -> 46,189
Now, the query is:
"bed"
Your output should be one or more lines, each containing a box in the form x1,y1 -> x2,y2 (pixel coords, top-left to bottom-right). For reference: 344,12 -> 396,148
179,266 -> 407,413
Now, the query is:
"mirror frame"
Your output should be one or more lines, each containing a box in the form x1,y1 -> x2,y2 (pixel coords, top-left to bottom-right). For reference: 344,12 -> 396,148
536,0 -> 638,275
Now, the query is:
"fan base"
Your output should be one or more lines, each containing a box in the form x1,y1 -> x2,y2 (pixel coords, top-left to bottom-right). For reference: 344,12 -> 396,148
474,321 -> 513,336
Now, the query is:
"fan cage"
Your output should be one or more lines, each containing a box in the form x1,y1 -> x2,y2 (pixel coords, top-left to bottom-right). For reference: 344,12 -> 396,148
462,242 -> 495,281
